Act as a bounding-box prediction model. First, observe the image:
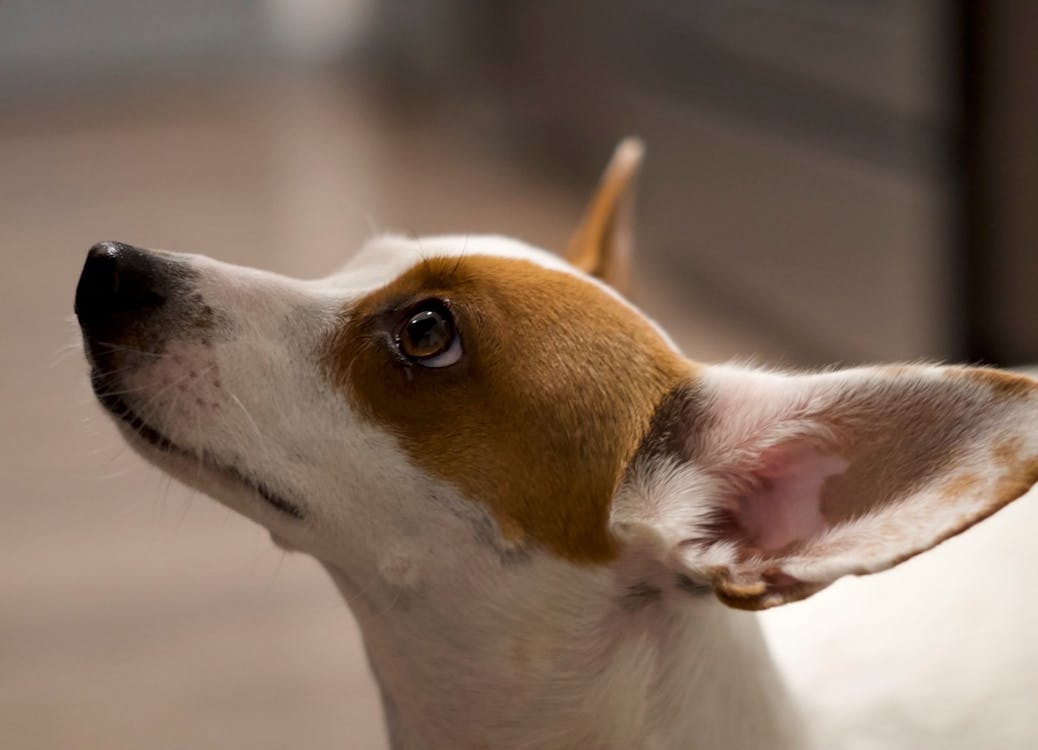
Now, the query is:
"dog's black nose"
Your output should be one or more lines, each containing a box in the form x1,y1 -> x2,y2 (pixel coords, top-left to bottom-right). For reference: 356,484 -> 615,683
75,241 -> 167,332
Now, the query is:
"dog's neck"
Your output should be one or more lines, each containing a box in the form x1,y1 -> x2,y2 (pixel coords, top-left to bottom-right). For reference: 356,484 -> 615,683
322,555 -> 803,750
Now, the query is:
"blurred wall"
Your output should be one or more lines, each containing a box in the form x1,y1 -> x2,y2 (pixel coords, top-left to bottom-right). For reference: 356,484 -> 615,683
3,0 -> 1032,365
369,0 -> 959,365
0,0 -> 269,87
0,0 -> 370,90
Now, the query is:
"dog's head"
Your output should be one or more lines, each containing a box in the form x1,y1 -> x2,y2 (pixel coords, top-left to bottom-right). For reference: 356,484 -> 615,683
76,140 -> 1038,612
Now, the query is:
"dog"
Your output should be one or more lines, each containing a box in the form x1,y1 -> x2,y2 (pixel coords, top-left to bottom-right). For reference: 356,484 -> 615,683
76,139 -> 1038,749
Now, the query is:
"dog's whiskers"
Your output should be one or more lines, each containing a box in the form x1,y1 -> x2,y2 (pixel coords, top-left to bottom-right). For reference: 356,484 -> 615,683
228,390 -> 263,439
97,466 -> 135,480
261,549 -> 290,596
88,360 -> 163,380
49,340 -> 85,368
171,487 -> 197,535
91,340 -> 165,358
226,388 -> 286,488
112,368 -> 197,423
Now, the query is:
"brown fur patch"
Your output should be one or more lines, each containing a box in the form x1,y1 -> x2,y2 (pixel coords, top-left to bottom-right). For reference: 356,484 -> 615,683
993,438 -> 1038,508
715,572 -> 825,611
939,472 -> 982,502
324,255 -> 689,563
955,366 -> 1038,400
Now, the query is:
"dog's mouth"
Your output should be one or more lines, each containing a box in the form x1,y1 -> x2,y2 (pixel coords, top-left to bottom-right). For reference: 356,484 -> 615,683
91,370 -> 305,520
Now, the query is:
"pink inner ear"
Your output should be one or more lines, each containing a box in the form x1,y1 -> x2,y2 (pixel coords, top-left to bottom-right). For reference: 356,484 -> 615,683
738,441 -> 849,553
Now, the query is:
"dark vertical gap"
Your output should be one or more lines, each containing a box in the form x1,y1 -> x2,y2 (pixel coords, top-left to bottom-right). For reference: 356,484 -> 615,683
957,0 -> 993,364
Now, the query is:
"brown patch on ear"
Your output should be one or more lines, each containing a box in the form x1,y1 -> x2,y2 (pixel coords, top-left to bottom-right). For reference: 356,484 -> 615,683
325,255 -> 689,563
714,572 -> 827,612
714,578 -> 766,601
939,472 -> 982,501
565,137 -> 644,296
993,438 -> 1038,507
877,444 -> 1038,572
955,366 -> 1038,400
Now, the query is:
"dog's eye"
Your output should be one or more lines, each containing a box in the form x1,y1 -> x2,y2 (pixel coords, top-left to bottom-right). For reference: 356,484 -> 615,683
397,301 -> 462,368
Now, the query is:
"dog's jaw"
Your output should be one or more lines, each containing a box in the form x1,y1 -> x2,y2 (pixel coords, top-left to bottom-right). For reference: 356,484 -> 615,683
92,376 -> 306,521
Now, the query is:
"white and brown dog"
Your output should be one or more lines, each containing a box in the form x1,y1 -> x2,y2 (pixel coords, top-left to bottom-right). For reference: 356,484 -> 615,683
76,140 -> 1038,749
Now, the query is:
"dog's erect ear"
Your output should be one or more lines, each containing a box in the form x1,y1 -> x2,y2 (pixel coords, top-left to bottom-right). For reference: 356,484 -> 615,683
612,364 -> 1038,610
565,137 -> 644,296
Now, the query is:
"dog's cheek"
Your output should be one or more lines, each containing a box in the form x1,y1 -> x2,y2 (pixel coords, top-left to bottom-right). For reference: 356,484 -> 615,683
122,340 -> 225,432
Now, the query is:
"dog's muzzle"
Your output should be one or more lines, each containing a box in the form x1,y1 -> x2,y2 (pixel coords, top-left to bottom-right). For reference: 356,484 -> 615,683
73,244 -> 305,520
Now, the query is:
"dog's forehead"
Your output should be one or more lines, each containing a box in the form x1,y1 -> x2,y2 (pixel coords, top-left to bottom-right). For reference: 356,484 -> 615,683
330,234 -> 581,292
327,233 -> 676,350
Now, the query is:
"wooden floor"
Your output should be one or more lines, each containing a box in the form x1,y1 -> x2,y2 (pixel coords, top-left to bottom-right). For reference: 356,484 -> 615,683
0,72 -> 784,750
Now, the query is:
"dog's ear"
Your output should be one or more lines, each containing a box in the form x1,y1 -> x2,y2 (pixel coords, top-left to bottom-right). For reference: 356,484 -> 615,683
565,137 -> 644,296
612,364 -> 1038,610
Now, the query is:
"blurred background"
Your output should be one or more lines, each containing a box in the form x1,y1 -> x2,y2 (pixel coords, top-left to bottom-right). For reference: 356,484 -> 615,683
1,2 -> 1035,749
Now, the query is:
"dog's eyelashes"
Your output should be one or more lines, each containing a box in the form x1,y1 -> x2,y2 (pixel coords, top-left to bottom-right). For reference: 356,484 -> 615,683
396,300 -> 462,368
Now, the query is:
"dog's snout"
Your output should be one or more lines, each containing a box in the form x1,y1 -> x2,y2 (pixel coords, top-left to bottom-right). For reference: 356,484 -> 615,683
75,241 -> 167,333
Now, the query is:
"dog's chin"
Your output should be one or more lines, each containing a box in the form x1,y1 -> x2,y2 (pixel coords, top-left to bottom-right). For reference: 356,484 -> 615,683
92,371 -> 306,523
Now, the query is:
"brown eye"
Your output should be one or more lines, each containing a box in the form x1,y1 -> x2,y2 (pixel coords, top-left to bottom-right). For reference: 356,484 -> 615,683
397,302 -> 462,367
